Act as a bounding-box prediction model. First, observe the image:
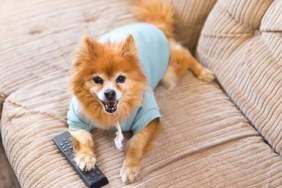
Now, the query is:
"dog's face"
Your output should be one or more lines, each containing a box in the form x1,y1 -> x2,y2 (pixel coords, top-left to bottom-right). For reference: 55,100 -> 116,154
71,35 -> 147,116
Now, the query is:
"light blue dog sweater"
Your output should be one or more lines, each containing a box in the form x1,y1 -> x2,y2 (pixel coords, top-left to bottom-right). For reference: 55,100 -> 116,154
67,23 -> 170,134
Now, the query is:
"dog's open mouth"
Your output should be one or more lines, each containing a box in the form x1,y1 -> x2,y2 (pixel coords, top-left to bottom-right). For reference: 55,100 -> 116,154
101,100 -> 118,113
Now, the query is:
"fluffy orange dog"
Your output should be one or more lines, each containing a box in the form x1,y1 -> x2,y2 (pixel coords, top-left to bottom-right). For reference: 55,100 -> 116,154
69,0 -> 213,184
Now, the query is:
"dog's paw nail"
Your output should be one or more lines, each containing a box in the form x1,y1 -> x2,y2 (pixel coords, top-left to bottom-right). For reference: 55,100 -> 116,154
198,68 -> 214,82
74,154 -> 96,172
120,164 -> 140,184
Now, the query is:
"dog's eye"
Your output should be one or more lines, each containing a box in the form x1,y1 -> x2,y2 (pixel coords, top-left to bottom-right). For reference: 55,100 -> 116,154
93,76 -> 104,84
116,75 -> 126,83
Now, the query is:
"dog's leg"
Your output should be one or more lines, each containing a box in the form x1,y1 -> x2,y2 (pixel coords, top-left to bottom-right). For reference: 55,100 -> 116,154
69,130 -> 96,171
120,118 -> 163,184
162,40 -> 214,88
161,41 -> 189,88
188,53 -> 214,82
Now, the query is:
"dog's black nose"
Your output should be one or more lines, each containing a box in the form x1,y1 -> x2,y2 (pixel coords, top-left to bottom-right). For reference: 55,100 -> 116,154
104,89 -> 116,100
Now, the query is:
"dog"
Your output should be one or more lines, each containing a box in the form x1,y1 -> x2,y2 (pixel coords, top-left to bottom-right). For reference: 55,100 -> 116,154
68,0 -> 214,184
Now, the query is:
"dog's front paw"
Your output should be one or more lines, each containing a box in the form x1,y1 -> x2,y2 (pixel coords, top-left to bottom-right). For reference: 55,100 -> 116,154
197,68 -> 214,82
120,163 -> 140,184
74,153 -> 96,172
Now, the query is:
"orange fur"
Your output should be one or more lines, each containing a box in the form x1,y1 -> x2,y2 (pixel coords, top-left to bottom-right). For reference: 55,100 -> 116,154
120,118 -> 163,184
70,130 -> 96,172
71,36 -> 147,128
162,40 -> 214,88
70,0 -> 214,184
134,0 -> 174,39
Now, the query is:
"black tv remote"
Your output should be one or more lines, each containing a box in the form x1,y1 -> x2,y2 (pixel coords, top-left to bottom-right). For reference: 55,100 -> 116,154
53,131 -> 109,188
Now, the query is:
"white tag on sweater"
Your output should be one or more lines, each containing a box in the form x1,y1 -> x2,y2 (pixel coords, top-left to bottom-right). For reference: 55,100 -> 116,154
114,123 -> 126,151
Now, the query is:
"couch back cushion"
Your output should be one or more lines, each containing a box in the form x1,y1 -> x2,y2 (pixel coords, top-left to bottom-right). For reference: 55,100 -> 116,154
0,0 -> 216,119
172,0 -> 216,52
197,0 -> 282,154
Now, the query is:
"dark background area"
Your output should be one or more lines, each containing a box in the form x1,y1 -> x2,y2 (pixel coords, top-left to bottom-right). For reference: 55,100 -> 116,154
0,135 -> 20,188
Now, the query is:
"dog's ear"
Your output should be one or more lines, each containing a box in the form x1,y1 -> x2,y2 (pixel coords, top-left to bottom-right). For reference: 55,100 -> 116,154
82,36 -> 100,56
73,36 -> 101,69
121,35 -> 136,56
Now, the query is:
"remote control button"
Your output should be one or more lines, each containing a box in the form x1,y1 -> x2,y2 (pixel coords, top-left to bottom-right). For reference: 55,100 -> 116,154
62,146 -> 65,149
63,138 -> 66,141
59,143 -> 63,146
96,171 -> 103,178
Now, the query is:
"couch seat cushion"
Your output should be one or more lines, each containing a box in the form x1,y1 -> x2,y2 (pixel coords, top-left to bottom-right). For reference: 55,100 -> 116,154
2,72 -> 282,187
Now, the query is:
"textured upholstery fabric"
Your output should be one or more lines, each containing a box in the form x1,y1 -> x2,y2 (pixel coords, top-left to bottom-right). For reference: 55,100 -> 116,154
2,73 -> 282,187
172,0 -> 217,52
197,0 -> 282,155
0,0 -> 136,117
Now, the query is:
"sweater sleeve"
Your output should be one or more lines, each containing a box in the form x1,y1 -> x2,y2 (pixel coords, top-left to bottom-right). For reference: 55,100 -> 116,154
67,96 -> 92,132
130,90 -> 161,134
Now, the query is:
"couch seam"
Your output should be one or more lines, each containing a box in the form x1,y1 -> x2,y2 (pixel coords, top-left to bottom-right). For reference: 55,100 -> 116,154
217,1 -> 259,31
5,98 -> 66,124
201,33 -> 254,38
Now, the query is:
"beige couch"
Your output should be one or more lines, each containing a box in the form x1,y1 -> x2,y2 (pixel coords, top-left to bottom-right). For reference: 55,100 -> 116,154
1,0 -> 282,187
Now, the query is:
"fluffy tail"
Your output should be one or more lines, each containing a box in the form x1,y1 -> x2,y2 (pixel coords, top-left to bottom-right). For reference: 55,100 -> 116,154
134,0 -> 214,88
133,0 -> 175,39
